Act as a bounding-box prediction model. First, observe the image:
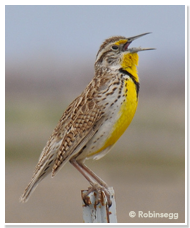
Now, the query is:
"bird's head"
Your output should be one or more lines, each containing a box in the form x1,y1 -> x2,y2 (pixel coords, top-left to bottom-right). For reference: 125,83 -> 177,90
95,32 -> 155,76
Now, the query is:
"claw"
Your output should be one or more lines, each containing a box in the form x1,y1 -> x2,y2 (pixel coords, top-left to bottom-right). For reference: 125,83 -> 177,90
82,186 -> 94,205
101,189 -> 112,207
82,185 -> 112,207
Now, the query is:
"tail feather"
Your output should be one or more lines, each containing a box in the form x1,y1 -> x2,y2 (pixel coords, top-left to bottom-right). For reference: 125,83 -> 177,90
20,158 -> 52,203
20,138 -> 63,203
20,178 -> 41,203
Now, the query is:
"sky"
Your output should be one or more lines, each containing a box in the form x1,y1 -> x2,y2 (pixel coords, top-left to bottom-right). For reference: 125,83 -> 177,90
5,5 -> 185,64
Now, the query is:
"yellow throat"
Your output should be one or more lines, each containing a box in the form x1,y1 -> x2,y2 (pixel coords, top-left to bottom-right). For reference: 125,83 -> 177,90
121,52 -> 139,83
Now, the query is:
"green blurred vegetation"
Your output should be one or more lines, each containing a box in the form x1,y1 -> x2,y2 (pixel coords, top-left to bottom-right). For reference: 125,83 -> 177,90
5,91 -> 185,167
5,53 -> 185,167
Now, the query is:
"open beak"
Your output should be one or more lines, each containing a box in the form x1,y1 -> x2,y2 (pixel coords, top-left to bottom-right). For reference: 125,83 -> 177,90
122,32 -> 155,52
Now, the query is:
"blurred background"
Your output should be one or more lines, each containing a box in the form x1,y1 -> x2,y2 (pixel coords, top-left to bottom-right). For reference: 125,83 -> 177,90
5,5 -> 185,223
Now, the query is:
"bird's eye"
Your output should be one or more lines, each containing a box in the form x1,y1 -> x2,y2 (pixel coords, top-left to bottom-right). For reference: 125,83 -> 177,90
112,45 -> 119,50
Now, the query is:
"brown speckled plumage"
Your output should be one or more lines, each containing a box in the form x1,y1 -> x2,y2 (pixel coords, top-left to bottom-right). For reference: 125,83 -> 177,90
20,33 -> 153,204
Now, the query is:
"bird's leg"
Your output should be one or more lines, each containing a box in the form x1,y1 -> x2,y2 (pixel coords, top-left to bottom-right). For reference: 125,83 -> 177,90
79,162 -> 112,207
79,162 -> 109,189
70,159 -> 100,205
70,159 -> 112,207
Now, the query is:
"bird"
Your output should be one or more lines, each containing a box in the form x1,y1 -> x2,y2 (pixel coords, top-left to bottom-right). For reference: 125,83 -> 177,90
20,32 -> 154,206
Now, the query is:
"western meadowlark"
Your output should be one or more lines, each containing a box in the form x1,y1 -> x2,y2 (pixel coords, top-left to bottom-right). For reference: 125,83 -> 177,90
20,32 -> 154,206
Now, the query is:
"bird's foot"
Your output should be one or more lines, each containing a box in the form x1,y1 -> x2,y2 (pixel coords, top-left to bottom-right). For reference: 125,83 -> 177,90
82,184 -> 112,207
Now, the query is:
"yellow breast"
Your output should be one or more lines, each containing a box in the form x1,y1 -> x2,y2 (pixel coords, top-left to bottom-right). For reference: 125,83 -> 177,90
87,51 -> 139,157
89,78 -> 138,158
101,52 -> 139,148
103,78 -> 138,147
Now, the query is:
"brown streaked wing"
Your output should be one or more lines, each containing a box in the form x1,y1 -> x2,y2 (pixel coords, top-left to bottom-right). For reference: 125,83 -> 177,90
52,98 -> 104,176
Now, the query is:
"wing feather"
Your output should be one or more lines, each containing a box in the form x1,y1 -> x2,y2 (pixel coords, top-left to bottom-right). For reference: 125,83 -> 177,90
20,90 -> 104,202
52,99 -> 104,175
